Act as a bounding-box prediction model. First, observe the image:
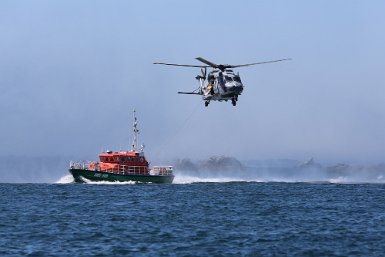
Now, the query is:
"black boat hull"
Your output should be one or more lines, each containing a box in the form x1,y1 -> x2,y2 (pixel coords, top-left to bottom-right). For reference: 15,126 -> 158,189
69,169 -> 174,184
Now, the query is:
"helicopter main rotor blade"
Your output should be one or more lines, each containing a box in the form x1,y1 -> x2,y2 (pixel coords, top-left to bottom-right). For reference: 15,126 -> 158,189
153,62 -> 208,68
228,58 -> 291,68
195,57 -> 219,68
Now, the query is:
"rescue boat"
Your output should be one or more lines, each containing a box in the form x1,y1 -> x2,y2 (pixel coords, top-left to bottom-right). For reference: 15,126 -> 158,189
69,111 -> 174,183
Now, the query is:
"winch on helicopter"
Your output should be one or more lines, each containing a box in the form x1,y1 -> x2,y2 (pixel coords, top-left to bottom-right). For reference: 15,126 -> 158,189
154,57 -> 290,107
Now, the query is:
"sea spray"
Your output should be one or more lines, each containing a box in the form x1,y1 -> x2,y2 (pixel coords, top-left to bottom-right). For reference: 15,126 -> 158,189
56,174 -> 74,184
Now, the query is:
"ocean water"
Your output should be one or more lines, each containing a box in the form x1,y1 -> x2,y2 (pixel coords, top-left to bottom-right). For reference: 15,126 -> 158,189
1,179 -> 385,256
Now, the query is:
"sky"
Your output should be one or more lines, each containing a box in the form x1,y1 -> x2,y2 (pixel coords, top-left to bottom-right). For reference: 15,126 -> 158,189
0,0 -> 384,164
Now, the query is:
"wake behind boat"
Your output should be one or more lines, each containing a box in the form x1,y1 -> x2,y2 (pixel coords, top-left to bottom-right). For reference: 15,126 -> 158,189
69,110 -> 174,184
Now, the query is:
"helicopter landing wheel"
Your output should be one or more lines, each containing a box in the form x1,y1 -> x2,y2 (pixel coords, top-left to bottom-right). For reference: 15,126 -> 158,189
205,101 -> 210,107
232,98 -> 237,106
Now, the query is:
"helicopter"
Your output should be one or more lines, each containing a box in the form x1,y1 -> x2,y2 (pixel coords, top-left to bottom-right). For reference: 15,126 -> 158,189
154,57 -> 290,107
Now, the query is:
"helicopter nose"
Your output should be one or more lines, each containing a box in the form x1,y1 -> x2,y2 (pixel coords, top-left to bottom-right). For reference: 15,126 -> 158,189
234,85 -> 243,93
233,83 -> 242,89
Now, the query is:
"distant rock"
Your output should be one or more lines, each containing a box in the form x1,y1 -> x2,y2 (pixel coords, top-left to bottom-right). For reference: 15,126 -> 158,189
174,156 -> 244,172
172,156 -> 385,182
174,158 -> 198,171
298,157 -> 322,169
200,155 -> 244,171
325,163 -> 351,177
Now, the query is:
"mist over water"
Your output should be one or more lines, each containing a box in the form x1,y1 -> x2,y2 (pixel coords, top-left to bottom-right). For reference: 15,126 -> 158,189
1,155 -> 384,184
0,155 -> 89,183
0,156 -> 70,183
173,156 -> 385,184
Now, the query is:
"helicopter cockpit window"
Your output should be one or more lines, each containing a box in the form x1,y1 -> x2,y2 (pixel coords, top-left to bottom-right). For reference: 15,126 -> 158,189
225,76 -> 233,82
233,76 -> 241,82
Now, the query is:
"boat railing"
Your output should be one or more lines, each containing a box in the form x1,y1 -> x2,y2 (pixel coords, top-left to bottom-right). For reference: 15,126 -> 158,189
104,165 -> 149,175
69,161 -> 173,176
102,165 -> 174,176
69,161 -> 89,170
150,166 -> 174,176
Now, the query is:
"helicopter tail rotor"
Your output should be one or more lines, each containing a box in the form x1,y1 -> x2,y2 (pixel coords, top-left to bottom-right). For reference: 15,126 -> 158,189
195,67 -> 207,81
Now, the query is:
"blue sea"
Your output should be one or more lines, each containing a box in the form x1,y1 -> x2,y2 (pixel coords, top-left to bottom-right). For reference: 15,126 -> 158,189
1,180 -> 385,256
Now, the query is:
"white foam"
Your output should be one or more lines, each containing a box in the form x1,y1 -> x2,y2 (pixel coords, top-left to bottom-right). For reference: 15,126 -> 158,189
173,174 -> 262,184
329,176 -> 350,184
56,174 -> 74,184
80,176 -> 137,185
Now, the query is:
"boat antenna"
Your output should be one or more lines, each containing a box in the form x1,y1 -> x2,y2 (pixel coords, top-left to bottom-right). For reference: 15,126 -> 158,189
132,109 -> 139,151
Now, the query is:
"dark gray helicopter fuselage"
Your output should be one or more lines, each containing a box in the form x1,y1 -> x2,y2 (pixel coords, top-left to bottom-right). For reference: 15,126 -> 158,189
203,69 -> 243,101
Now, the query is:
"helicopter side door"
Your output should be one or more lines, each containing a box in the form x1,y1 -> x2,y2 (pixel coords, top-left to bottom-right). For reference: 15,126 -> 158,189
216,72 -> 226,96
213,77 -> 219,95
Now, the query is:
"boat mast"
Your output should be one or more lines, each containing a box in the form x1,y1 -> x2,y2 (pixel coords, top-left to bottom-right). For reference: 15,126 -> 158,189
132,110 -> 139,151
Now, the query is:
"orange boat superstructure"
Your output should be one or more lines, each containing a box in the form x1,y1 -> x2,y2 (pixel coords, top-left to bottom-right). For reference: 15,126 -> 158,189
89,151 -> 149,174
